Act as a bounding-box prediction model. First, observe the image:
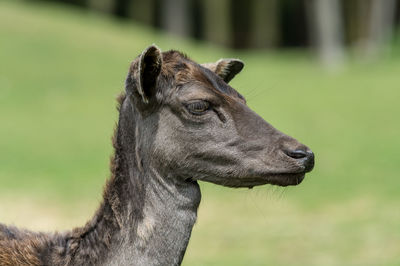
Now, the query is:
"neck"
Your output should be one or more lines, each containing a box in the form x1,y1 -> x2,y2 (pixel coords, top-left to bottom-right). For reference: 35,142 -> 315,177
108,167 -> 201,266
50,97 -> 201,266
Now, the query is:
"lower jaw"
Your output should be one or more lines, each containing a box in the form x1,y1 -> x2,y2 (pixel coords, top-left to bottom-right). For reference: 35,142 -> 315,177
222,173 -> 306,188
267,173 -> 305,187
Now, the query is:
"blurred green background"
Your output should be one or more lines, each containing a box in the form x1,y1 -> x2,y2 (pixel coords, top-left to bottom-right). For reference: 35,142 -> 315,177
1,0 -> 400,265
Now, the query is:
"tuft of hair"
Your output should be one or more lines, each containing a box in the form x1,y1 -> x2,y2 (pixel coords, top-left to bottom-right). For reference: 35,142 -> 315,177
116,92 -> 126,112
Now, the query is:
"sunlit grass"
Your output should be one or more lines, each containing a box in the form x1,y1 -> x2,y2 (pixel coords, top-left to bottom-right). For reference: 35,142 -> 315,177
0,1 -> 399,265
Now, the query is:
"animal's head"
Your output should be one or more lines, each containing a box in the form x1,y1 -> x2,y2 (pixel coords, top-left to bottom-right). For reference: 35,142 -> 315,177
122,45 -> 314,188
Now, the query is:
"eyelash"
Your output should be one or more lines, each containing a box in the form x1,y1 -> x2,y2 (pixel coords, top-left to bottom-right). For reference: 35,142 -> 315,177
185,100 -> 211,115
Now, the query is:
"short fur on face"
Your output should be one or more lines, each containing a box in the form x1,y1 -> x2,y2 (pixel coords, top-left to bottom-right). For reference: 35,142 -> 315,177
125,45 -> 313,188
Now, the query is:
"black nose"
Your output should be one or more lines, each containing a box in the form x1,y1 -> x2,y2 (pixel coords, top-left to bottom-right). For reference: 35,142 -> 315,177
285,149 -> 315,172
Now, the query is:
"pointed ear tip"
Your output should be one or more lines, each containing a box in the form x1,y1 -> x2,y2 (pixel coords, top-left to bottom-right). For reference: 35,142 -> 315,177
144,44 -> 162,55
227,59 -> 244,72
234,59 -> 244,70
231,58 -> 244,65
220,58 -> 244,69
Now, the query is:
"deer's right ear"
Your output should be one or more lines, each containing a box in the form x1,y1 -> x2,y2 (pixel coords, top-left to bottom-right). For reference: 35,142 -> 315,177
126,45 -> 162,104
202,59 -> 244,83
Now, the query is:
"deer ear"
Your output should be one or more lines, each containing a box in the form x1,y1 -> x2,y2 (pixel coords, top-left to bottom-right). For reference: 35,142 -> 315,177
135,45 -> 162,103
202,59 -> 244,83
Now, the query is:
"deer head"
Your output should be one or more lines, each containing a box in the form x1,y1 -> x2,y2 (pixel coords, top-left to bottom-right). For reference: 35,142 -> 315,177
123,45 -> 314,188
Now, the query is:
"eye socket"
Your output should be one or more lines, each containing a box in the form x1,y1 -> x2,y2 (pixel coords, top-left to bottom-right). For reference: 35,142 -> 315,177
185,100 -> 211,115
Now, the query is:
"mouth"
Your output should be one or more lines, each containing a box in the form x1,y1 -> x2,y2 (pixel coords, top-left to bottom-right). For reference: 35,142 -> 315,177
265,172 -> 305,187
220,172 -> 306,188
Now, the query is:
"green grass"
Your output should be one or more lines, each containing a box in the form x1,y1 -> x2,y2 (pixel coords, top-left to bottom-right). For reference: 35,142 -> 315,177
1,1 -> 400,265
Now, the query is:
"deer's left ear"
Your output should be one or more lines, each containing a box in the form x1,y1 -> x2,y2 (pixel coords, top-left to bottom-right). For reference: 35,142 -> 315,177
127,45 -> 162,104
202,59 -> 244,83
138,45 -> 162,103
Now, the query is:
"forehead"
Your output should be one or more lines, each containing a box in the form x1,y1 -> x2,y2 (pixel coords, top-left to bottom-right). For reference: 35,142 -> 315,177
161,51 -> 245,103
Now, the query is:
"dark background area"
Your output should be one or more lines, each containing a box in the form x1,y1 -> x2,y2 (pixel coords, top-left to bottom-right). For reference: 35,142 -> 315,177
34,0 -> 400,49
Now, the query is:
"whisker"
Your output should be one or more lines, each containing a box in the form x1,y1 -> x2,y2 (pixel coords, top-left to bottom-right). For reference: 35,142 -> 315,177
278,187 -> 287,201
244,79 -> 283,105
247,188 -> 268,222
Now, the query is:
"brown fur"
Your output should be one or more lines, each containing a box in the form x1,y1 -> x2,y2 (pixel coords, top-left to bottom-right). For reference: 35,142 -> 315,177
159,51 -> 244,106
0,238 -> 42,266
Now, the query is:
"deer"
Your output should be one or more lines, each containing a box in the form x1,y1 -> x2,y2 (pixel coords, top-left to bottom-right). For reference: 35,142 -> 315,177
0,45 -> 314,266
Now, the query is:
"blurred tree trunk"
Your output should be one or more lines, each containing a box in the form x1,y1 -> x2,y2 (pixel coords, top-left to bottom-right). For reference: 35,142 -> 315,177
115,0 -> 129,17
342,0 -> 371,46
57,0 -> 87,7
250,0 -> 279,48
343,0 -> 397,57
160,0 -> 192,37
87,0 -> 115,13
201,0 -> 232,47
231,0 -> 251,49
308,0 -> 345,67
281,0 -> 309,47
364,0 -> 397,57
191,0 -> 204,40
127,0 -> 155,25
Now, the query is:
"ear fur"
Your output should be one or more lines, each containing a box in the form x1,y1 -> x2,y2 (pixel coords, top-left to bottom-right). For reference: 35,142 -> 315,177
202,59 -> 244,83
137,45 -> 162,103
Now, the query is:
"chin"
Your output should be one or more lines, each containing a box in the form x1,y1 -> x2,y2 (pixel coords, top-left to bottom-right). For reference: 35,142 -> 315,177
206,172 -> 305,188
266,173 -> 306,187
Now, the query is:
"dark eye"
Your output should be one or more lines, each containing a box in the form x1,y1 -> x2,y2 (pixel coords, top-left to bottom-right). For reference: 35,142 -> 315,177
185,100 -> 211,115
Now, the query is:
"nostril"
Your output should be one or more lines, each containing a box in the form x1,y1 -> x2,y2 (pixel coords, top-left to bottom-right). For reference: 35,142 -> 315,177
285,149 -> 308,159
283,148 -> 315,172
